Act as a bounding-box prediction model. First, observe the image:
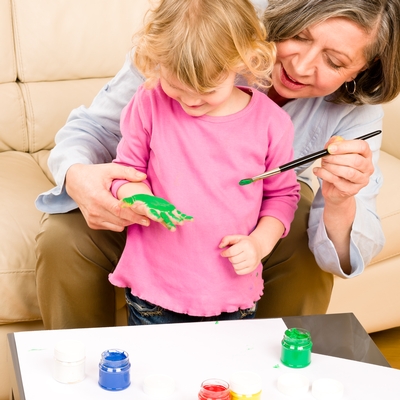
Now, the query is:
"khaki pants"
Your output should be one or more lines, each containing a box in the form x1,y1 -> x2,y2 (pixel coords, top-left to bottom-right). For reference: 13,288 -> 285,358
35,182 -> 333,329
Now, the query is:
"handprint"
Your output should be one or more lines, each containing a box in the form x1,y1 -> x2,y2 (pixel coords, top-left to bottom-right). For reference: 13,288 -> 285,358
122,194 -> 193,230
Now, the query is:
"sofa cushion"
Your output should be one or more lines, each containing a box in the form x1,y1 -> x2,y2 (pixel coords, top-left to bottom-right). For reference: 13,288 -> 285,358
0,0 -> 16,83
20,78 -> 111,154
372,150 -> 400,264
13,0 -> 149,82
0,151 -> 53,323
382,96 -> 400,159
0,83 -> 27,152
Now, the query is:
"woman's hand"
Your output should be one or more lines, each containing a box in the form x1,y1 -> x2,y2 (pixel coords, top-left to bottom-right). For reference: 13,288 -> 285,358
313,136 -> 374,205
65,163 -> 150,231
312,136 -> 375,273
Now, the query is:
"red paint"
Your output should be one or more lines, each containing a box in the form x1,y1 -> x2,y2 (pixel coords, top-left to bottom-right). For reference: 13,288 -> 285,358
198,379 -> 231,399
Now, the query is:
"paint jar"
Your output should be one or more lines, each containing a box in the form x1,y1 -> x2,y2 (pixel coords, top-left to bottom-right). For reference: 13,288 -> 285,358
198,378 -> 231,400
281,327 -> 312,368
230,370 -> 262,399
98,349 -> 131,391
53,339 -> 85,384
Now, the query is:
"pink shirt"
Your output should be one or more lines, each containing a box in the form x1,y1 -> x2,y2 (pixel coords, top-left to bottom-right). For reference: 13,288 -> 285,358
109,83 -> 299,316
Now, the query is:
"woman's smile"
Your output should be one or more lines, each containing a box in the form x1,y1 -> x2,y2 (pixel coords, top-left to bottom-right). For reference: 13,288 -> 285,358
280,66 -> 307,91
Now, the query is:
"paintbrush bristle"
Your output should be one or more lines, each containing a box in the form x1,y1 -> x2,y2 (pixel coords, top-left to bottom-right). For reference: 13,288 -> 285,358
239,178 -> 253,186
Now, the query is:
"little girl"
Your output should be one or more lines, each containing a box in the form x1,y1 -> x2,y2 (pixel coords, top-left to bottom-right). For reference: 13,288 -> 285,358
109,0 -> 300,325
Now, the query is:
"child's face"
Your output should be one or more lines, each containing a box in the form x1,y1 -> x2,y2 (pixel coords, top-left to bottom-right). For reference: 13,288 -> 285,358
160,66 -> 237,117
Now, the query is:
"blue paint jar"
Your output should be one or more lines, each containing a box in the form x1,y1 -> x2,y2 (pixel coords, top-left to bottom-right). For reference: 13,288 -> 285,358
98,349 -> 131,391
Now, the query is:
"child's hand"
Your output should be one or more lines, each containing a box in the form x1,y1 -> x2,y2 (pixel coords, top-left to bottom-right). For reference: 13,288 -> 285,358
121,194 -> 193,231
219,235 -> 262,275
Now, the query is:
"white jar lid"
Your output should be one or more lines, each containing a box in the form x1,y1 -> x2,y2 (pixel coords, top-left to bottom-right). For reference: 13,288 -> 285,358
54,339 -> 85,362
312,378 -> 344,399
142,374 -> 176,397
277,373 -> 310,396
230,370 -> 262,395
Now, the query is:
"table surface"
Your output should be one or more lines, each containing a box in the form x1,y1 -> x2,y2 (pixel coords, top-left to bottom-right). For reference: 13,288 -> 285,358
8,313 -> 399,399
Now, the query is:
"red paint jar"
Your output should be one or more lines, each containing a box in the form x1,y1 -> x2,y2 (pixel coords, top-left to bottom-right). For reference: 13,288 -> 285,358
198,379 -> 231,400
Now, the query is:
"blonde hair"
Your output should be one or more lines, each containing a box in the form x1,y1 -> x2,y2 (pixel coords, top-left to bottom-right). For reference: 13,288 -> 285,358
133,0 -> 276,93
263,0 -> 400,105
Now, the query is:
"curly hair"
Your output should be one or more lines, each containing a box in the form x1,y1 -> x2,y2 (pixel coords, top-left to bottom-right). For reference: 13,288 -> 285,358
263,0 -> 400,105
133,0 -> 276,93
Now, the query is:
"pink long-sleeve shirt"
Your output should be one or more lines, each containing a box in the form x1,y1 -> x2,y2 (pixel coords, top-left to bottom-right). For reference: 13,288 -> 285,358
109,83 -> 299,316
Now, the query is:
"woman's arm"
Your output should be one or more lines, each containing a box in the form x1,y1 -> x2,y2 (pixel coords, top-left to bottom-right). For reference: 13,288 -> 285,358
308,131 -> 385,277
35,54 -> 151,230
288,99 -> 385,277
314,136 -> 374,274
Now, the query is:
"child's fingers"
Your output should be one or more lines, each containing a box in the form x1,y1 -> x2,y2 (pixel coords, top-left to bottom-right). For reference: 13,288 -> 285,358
219,235 -> 241,249
219,236 -> 246,260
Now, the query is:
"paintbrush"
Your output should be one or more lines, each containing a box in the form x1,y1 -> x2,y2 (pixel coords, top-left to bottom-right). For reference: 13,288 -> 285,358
239,130 -> 382,186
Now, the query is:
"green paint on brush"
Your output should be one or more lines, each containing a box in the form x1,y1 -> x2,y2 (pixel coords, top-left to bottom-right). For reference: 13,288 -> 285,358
239,178 -> 253,186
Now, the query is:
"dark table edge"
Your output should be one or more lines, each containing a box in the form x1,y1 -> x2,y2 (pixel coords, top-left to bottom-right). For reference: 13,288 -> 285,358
7,332 -> 25,400
283,312 -> 390,367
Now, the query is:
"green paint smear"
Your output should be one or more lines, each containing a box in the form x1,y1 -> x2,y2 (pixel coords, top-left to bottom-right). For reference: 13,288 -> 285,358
122,194 -> 193,230
239,178 -> 253,186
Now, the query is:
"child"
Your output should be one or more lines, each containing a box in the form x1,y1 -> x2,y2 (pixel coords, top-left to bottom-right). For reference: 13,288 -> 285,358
109,0 -> 300,325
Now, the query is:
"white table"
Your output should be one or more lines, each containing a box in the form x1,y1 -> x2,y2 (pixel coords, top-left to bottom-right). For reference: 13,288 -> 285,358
8,314 -> 400,399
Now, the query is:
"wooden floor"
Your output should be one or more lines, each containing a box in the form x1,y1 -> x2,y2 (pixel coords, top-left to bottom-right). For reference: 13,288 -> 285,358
370,326 -> 400,369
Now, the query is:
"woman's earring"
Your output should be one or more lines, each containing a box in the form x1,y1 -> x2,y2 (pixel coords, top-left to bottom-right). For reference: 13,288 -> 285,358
345,80 -> 356,95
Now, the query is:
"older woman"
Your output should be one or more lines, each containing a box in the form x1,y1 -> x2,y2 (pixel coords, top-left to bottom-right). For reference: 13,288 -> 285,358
36,0 -> 400,329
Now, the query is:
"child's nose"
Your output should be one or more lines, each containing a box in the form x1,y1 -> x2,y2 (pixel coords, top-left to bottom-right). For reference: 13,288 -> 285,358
181,93 -> 202,106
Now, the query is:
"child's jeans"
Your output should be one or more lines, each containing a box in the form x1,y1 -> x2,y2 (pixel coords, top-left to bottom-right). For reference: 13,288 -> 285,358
125,289 -> 257,325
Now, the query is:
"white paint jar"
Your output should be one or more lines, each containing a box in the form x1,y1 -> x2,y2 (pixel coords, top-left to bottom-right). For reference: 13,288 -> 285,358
53,339 -> 85,384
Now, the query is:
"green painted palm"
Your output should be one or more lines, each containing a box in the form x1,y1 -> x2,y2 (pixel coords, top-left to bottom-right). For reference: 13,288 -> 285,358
122,194 -> 193,230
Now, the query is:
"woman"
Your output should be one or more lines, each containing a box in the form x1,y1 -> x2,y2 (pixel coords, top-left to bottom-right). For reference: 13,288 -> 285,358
35,0 -> 400,329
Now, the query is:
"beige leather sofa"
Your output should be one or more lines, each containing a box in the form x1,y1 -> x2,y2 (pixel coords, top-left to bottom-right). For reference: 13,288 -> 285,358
1,1 -> 399,399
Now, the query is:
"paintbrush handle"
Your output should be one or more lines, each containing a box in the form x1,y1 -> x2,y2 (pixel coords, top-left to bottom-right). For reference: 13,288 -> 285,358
278,130 -> 382,173
279,149 -> 328,172
243,130 -> 382,184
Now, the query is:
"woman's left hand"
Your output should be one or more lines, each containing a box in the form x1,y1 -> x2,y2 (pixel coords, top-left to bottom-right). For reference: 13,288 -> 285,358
313,136 -> 374,205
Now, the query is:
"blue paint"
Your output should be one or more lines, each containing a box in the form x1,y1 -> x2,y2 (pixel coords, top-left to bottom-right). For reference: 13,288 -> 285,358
98,349 -> 131,391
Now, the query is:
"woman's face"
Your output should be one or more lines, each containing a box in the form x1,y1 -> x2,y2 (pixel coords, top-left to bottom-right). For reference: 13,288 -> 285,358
272,17 -> 375,99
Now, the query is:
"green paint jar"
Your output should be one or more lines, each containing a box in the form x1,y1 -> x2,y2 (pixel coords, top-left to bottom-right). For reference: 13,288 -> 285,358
280,328 -> 312,368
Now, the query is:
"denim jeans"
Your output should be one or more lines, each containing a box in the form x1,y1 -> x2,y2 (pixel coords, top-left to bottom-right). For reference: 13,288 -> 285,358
125,289 -> 257,325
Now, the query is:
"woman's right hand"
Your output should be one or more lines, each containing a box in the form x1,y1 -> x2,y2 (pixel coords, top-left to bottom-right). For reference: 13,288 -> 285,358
65,163 -> 150,231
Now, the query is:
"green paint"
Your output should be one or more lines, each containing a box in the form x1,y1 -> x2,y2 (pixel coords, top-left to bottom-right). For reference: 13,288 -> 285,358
281,328 -> 312,368
286,328 -> 310,340
122,193 -> 193,230
273,364 -> 280,369
239,178 -> 253,186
